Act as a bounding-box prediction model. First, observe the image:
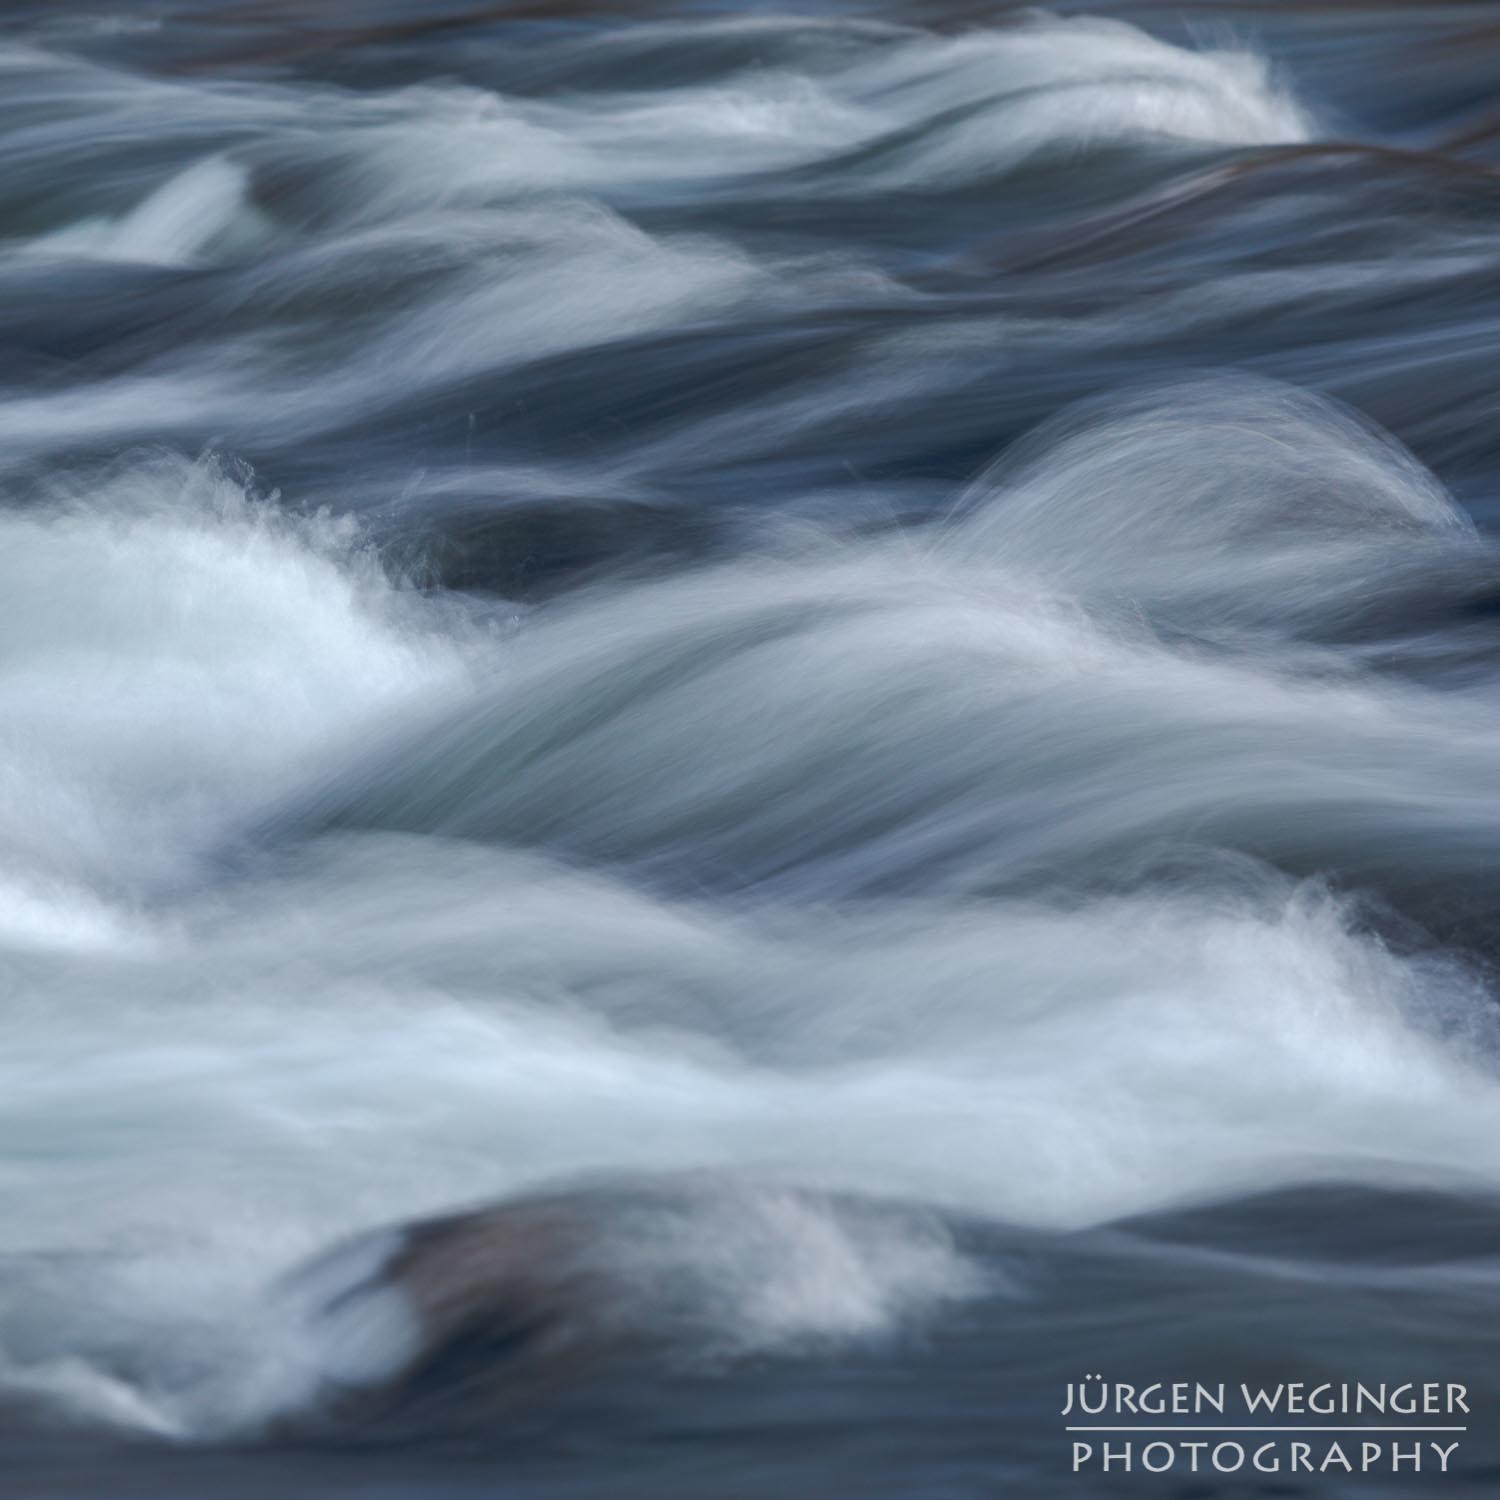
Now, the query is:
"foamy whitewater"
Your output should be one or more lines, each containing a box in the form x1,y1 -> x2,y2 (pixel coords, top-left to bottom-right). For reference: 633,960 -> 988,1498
5,3 -> 1500,1496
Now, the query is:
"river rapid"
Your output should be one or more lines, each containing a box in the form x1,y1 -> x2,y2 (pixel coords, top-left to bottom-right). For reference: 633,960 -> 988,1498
5,2 -> 1500,1496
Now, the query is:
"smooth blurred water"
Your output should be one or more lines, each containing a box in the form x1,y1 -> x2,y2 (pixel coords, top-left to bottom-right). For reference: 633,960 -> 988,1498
5,2 -> 1500,1495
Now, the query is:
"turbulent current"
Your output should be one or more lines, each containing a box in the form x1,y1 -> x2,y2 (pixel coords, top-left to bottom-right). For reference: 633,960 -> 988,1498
6,2 -> 1500,1496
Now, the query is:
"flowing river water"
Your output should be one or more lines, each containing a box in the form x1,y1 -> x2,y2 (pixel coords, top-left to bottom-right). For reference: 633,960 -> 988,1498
6,2 -> 1500,1495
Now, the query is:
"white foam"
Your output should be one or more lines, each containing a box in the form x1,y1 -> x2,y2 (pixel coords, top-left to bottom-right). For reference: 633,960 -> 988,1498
364,202 -> 768,386
328,17 -> 1309,200
587,1184 -> 986,1356
33,156 -> 261,266
952,374 -> 1478,635
0,834 -> 1492,1433
836,17 -> 1310,186
0,454 -> 467,898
